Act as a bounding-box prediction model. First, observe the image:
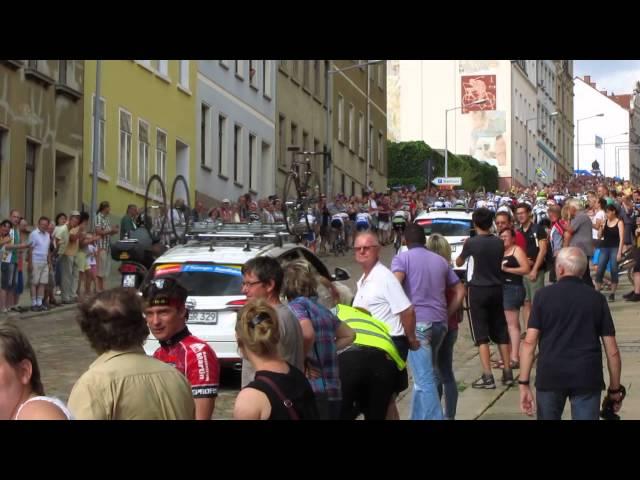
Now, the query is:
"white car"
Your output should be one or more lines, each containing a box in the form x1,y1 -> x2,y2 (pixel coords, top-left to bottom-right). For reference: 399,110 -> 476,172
140,222 -> 350,371
413,208 -> 473,277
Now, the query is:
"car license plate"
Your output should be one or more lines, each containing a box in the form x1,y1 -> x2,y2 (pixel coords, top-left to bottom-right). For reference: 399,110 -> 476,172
191,311 -> 218,324
123,274 -> 136,288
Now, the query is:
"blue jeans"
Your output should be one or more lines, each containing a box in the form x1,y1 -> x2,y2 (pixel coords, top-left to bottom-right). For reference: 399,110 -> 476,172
437,329 -> 458,420
408,322 -> 446,420
536,389 -> 601,420
595,247 -> 619,284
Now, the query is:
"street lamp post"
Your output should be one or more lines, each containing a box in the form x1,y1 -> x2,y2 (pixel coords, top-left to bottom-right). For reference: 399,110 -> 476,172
525,111 -> 558,185
445,99 -> 488,177
90,60 -> 102,230
325,60 -> 384,199
576,113 -> 604,171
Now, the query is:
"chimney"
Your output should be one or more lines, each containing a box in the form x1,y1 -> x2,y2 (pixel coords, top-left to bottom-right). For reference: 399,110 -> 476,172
601,90 -> 607,96
584,75 -> 591,84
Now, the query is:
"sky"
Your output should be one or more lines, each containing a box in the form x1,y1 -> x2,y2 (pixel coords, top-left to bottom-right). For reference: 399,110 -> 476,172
574,60 -> 640,95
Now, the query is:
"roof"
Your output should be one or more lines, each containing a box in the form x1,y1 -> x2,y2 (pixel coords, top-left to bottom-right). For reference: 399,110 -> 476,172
153,242 -> 300,266
415,209 -> 472,221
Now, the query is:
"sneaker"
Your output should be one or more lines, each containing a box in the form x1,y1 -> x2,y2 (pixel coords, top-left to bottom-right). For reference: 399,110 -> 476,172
626,293 -> 640,302
472,374 -> 496,389
30,306 -> 40,312
623,291 -> 635,300
39,304 -> 48,311
502,369 -> 515,387
608,293 -> 615,302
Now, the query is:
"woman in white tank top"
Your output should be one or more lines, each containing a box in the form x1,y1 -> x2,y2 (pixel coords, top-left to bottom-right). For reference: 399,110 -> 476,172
0,322 -> 72,420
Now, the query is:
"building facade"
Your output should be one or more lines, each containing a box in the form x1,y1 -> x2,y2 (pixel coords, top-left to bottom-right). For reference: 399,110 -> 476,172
83,60 -> 197,222
389,60 -> 573,189
630,83 -> 640,185
554,60 -> 574,181
276,60 -> 387,199
574,75 -> 631,180
0,60 -> 84,222
196,60 -> 276,208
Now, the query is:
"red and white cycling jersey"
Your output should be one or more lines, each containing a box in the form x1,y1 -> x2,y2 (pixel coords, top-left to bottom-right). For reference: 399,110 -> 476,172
154,328 -> 220,398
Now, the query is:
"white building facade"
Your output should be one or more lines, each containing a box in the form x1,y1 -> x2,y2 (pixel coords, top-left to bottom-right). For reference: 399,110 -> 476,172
574,76 -> 630,180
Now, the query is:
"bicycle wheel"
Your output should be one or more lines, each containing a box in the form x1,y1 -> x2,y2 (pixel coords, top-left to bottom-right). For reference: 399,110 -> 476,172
170,175 -> 191,244
282,173 -> 307,236
304,170 -> 323,205
144,174 -> 168,244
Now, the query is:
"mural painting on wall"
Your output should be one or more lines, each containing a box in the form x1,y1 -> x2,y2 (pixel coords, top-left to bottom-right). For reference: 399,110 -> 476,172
469,110 -> 507,172
461,75 -> 497,113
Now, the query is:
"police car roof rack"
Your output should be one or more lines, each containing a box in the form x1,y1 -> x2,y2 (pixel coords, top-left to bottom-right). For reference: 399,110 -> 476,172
186,221 -> 291,248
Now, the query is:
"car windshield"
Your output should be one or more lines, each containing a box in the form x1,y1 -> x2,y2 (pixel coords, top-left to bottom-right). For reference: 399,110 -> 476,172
416,218 -> 472,237
149,263 -> 243,297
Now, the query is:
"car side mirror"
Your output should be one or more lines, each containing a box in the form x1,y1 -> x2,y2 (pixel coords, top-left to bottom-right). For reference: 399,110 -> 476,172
332,267 -> 350,281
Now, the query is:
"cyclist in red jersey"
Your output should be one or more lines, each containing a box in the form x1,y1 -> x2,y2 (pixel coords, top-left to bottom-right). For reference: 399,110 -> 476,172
142,278 -> 220,420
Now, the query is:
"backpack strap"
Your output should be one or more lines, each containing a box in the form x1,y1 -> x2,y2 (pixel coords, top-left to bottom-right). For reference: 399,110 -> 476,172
254,375 -> 300,420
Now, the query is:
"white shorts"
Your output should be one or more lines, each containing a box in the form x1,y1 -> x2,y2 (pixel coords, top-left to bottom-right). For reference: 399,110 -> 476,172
378,221 -> 391,232
31,262 -> 49,285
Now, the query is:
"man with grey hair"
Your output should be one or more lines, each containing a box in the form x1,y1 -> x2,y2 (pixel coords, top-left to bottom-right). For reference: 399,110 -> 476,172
519,247 -> 624,420
564,199 -> 595,287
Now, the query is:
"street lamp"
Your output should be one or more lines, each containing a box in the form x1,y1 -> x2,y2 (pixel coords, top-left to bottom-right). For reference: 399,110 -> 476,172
602,132 -> 628,177
576,113 -> 604,171
525,111 -> 558,184
444,98 -> 488,177
325,60 -> 384,198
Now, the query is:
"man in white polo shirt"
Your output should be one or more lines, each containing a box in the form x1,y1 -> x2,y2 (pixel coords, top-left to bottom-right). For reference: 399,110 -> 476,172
28,216 -> 52,311
352,231 -> 418,420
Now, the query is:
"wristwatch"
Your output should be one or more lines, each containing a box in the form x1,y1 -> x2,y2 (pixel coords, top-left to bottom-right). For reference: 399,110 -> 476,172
518,379 -> 530,385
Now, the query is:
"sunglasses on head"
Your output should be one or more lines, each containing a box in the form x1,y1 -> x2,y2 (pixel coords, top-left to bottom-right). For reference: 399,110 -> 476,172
248,312 -> 271,329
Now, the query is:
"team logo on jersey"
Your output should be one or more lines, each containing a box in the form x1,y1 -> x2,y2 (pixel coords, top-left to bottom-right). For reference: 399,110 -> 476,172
189,342 -> 207,354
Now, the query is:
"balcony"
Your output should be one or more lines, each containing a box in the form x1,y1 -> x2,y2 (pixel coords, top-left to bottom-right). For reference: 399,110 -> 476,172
55,83 -> 82,101
24,64 -> 55,87
1,60 -> 24,70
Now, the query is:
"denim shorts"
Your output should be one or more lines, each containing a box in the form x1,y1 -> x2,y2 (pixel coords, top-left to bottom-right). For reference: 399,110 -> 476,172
1,262 -> 18,291
503,283 -> 525,310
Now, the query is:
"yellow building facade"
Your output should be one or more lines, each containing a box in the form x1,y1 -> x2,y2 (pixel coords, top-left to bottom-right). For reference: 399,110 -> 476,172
82,60 -> 197,221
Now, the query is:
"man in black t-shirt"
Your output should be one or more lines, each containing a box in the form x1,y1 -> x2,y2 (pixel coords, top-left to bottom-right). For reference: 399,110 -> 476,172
515,203 -> 548,330
457,208 -> 513,389
519,247 -> 623,420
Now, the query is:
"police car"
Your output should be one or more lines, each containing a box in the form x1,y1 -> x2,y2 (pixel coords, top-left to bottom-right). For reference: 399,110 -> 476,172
413,208 -> 473,277
140,222 -> 350,371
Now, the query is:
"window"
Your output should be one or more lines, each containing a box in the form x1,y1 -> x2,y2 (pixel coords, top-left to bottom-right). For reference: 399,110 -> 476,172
201,104 -> 211,167
138,120 -> 150,187
337,95 -> 344,142
358,112 -> 365,158
303,61 -> 310,89
249,133 -> 257,190
313,60 -> 321,97
156,130 -> 167,186
278,114 -> 286,166
341,173 -> 346,195
218,114 -> 227,176
235,60 -> 244,79
314,139 -> 320,155
25,141 -> 37,224
302,131 -> 309,153
292,60 -> 299,79
119,109 -> 132,182
262,60 -> 272,99
378,131 -> 384,170
377,62 -> 384,88
280,60 -> 287,70
348,104 -> 355,151
91,95 -> 106,172
27,60 -> 38,70
158,60 -> 168,77
261,142 -> 271,183
59,60 -> 68,84
233,124 -> 242,184
291,122 -> 298,148
179,60 -> 189,89
249,60 -> 258,88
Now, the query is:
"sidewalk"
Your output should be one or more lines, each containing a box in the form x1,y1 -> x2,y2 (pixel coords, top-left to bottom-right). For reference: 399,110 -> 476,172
12,264 -> 122,311
398,276 -> 639,420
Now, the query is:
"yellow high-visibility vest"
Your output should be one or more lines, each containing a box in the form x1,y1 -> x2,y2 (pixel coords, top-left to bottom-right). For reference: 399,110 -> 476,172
335,304 -> 406,371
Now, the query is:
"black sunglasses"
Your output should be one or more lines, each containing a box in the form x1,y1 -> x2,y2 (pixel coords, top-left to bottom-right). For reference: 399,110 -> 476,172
248,312 -> 271,329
